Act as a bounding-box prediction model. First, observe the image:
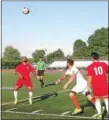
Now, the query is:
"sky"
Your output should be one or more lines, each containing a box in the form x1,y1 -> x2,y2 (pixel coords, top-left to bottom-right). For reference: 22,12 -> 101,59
2,1 -> 108,58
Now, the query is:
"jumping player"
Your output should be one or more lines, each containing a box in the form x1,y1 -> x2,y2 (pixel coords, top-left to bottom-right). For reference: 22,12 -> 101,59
14,56 -> 36,105
56,59 -> 95,115
36,57 -> 46,88
87,52 -> 108,119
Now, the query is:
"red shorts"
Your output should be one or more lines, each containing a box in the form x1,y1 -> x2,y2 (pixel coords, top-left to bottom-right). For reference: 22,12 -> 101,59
92,84 -> 108,98
15,79 -> 32,88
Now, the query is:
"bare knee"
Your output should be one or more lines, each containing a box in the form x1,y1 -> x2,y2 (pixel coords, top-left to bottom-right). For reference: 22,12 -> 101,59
69,92 -> 75,97
27,87 -> 32,91
14,85 -> 19,91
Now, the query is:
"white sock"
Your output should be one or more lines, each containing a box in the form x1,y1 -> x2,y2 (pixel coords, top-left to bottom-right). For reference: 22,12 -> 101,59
95,100 -> 101,114
14,91 -> 18,99
104,99 -> 108,112
29,91 -> 33,99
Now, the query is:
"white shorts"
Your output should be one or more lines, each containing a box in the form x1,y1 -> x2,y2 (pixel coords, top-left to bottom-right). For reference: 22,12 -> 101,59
71,83 -> 88,95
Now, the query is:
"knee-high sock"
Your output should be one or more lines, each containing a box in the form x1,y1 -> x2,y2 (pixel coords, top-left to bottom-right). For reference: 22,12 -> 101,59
14,91 -> 18,99
95,100 -> 101,114
70,95 -> 80,109
104,99 -> 108,112
29,91 -> 33,98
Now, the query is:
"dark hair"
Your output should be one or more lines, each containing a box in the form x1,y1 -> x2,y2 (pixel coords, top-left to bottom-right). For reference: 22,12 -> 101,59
40,56 -> 43,58
21,56 -> 28,62
91,52 -> 99,60
67,59 -> 74,65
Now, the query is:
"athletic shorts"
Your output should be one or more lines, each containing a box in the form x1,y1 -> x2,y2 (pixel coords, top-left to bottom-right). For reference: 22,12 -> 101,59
15,79 -> 32,88
92,84 -> 108,98
71,83 -> 88,95
37,70 -> 44,76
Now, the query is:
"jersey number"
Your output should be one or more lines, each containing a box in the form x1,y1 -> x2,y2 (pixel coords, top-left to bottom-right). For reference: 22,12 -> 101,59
94,67 -> 103,75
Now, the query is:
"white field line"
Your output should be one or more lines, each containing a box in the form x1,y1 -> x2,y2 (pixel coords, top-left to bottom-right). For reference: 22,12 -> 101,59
31,109 -> 44,114
57,89 -> 70,93
5,108 -> 17,112
1,89 -> 69,106
1,87 -> 37,90
61,111 -> 71,115
2,110 -> 108,119
1,95 -> 41,106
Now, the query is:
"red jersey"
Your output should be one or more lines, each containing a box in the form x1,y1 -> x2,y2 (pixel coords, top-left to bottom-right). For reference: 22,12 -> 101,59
15,63 -> 35,80
87,61 -> 108,98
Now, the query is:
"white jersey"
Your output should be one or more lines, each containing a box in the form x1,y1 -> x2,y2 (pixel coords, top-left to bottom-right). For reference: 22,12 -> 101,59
65,65 -> 86,86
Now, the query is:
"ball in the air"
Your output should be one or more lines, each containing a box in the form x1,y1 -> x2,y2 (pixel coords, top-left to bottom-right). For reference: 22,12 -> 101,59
22,7 -> 30,15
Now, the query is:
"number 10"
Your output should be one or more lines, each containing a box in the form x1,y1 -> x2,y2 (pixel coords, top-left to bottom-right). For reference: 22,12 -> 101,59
94,67 -> 103,75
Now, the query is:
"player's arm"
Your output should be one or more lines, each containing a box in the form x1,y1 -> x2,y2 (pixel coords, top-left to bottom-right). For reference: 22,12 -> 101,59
15,71 -> 23,79
30,65 -> 37,77
36,62 -> 39,71
56,73 -> 66,84
63,73 -> 76,90
44,62 -> 46,71
86,67 -> 92,90
87,75 -> 92,91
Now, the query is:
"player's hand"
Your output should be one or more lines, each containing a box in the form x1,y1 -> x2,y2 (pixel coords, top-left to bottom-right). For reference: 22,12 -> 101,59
63,84 -> 68,90
86,86 -> 92,92
55,79 -> 61,84
18,74 -> 23,79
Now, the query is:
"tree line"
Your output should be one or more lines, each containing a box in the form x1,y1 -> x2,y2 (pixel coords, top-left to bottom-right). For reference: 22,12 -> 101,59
2,27 -> 108,68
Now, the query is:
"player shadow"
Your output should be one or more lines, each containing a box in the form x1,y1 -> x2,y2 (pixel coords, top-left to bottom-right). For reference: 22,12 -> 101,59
44,82 -> 56,88
80,101 -> 107,119
32,92 -> 58,103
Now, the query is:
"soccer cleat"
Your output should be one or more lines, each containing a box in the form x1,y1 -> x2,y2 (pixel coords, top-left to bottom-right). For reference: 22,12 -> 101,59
92,113 -> 102,119
101,106 -> 105,114
72,108 -> 82,115
29,98 -> 32,105
14,98 -> 18,105
97,114 -> 102,119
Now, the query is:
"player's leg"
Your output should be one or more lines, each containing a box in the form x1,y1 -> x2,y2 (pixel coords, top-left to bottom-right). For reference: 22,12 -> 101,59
69,91 -> 82,115
26,80 -> 33,105
103,98 -> 108,113
27,86 -> 33,105
37,71 -> 44,87
40,75 -> 44,88
94,98 -> 102,118
83,89 -> 95,106
14,80 -> 22,104
14,85 -> 19,104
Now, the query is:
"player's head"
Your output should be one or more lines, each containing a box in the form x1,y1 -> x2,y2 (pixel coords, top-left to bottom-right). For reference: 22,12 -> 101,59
39,56 -> 43,61
91,52 -> 99,60
21,56 -> 28,63
67,59 -> 74,68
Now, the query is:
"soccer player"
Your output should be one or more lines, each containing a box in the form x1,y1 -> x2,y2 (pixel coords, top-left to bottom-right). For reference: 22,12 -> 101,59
87,52 -> 108,119
36,57 -> 46,88
56,59 -> 95,115
14,56 -> 36,105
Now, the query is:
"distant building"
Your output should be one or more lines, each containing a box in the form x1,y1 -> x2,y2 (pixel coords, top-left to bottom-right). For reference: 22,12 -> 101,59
48,60 -> 108,69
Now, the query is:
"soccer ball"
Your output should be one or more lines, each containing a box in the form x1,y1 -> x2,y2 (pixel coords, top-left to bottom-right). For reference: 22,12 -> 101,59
22,7 -> 30,15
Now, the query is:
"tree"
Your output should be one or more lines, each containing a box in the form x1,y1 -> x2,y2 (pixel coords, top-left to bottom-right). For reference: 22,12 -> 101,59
73,39 -> 88,58
2,46 -> 21,68
87,27 -> 108,57
32,49 -> 46,62
3,46 -> 20,60
47,49 -> 65,63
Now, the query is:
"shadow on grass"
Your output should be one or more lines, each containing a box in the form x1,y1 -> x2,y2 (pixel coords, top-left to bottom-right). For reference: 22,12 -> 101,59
32,92 -> 58,103
44,82 -> 56,88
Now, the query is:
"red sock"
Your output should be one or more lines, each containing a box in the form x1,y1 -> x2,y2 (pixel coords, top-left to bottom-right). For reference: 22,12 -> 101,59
70,95 -> 80,109
90,98 -> 95,104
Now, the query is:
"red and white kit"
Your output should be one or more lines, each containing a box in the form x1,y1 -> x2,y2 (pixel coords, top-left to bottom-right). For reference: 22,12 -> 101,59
87,61 -> 108,98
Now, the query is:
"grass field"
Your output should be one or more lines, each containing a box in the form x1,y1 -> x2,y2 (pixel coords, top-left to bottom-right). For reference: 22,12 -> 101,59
1,70 -> 108,119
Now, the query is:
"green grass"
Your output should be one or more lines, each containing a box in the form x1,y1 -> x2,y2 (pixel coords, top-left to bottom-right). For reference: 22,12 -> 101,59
1,71 -> 106,119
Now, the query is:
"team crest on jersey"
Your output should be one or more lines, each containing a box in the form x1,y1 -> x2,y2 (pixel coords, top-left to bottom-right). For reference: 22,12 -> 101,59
27,66 -> 30,70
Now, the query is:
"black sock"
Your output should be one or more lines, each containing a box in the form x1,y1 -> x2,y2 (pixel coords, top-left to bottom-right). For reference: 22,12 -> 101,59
39,80 -> 44,85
